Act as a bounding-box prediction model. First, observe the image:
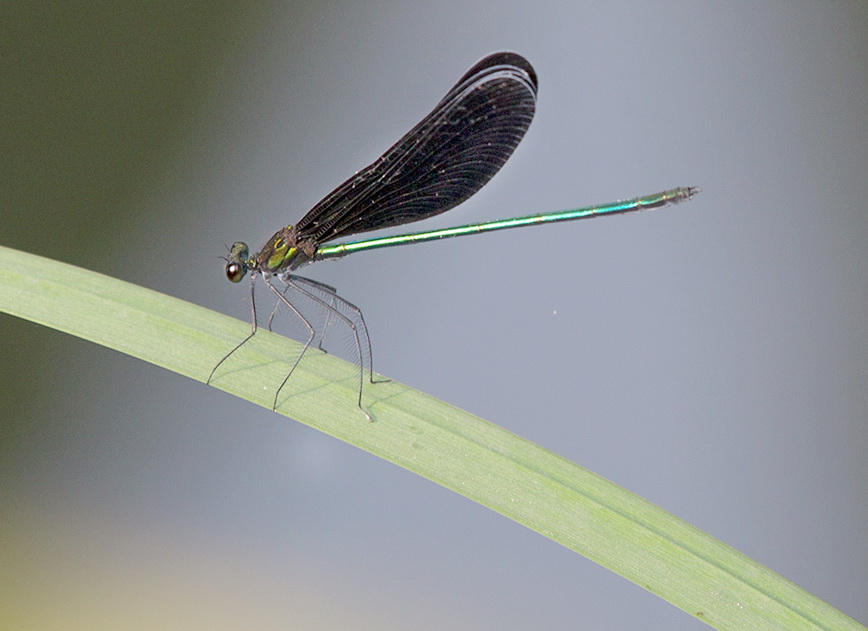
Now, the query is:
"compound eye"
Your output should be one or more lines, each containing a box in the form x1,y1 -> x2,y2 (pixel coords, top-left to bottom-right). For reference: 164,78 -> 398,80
226,261 -> 245,283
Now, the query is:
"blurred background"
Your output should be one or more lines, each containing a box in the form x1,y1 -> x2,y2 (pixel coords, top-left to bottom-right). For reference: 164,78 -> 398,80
2,2 -> 866,629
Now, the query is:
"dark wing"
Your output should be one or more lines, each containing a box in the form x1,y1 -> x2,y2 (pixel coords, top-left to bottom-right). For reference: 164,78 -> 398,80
294,52 -> 538,244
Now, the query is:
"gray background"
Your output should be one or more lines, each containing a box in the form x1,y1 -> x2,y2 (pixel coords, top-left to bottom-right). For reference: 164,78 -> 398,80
2,2 -> 866,629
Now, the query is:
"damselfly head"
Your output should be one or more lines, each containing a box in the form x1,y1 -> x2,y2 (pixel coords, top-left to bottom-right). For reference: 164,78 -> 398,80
225,241 -> 250,283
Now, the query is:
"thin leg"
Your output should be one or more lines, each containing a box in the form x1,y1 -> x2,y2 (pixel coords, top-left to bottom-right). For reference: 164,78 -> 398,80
263,275 -> 319,412
275,274 -> 377,420
291,276 -> 387,386
208,273 -> 260,384
270,278 -> 337,353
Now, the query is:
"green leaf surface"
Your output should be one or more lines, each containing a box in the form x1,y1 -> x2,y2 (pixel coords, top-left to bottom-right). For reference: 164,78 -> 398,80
0,244 -> 862,631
